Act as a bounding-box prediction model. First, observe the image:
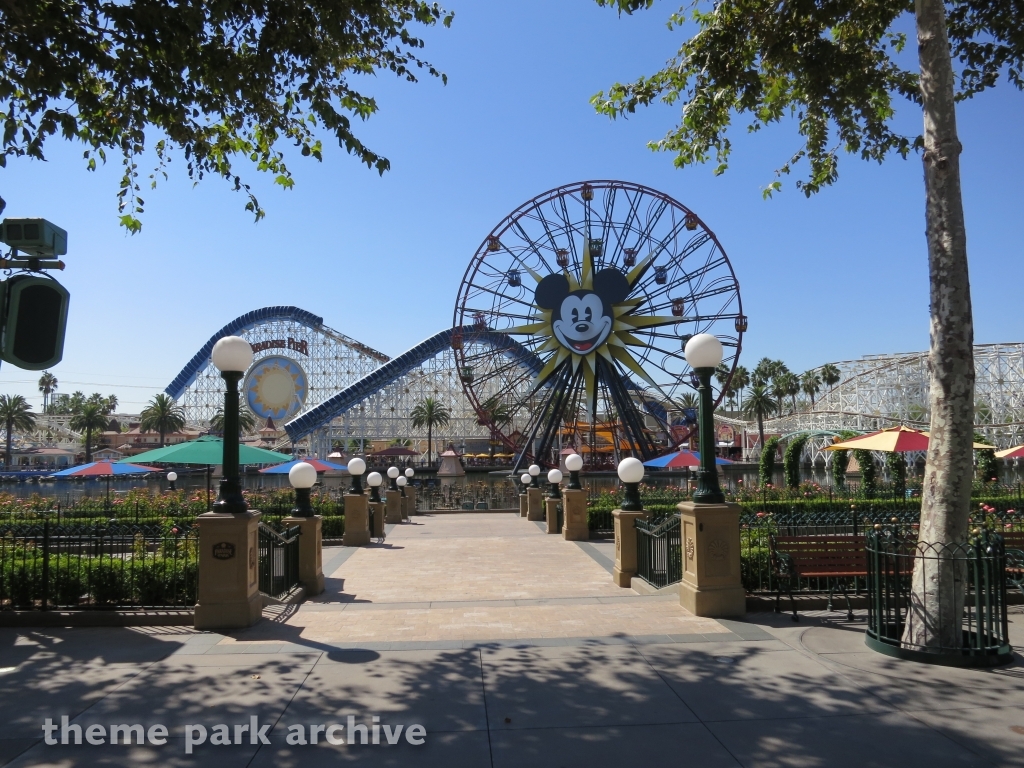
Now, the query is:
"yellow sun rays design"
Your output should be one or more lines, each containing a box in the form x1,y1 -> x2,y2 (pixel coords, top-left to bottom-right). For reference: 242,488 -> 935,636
505,238 -> 680,413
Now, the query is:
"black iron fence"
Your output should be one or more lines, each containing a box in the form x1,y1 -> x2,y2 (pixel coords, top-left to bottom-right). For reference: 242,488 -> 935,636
636,514 -> 682,588
0,521 -> 198,610
257,522 -> 300,599
865,529 -> 1012,664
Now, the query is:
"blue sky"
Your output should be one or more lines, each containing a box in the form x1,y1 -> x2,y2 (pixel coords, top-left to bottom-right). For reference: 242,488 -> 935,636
1,0 -> 1021,412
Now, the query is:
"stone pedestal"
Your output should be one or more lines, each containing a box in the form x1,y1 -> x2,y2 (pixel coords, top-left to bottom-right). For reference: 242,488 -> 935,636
677,501 -> 746,617
545,497 -> 561,534
282,515 -> 325,596
343,494 -> 370,546
562,489 -> 588,541
527,487 -> 544,521
368,501 -> 385,538
400,493 -> 410,521
385,490 -> 403,524
519,493 -> 528,518
194,510 -> 262,630
612,509 -> 649,588
406,487 -> 418,516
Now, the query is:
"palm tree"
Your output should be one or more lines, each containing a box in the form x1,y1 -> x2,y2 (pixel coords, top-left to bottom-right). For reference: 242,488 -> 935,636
70,403 -> 106,463
209,406 -> 256,436
751,357 -> 775,386
37,371 -> 58,413
741,384 -> 777,452
410,397 -> 451,467
105,394 -> 118,414
731,365 -> 750,409
0,395 -> 35,467
801,370 -> 822,409
820,363 -> 841,390
784,372 -> 801,413
140,394 -> 186,447
477,396 -> 512,458
770,372 -> 792,415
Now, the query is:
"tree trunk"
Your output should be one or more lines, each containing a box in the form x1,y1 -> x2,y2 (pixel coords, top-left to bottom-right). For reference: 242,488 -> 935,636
85,427 -> 92,463
5,417 -> 11,467
757,412 -> 765,455
428,423 -> 432,468
902,0 -> 975,651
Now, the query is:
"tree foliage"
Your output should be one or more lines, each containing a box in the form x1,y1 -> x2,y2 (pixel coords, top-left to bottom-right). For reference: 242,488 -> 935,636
783,434 -> 809,488
70,402 -> 107,462
593,0 -> 1022,196
0,394 -> 35,466
759,435 -> 780,486
140,393 -> 186,447
0,0 -> 453,231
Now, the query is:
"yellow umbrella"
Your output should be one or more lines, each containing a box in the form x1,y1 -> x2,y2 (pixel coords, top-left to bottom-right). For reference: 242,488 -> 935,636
825,426 -> 991,452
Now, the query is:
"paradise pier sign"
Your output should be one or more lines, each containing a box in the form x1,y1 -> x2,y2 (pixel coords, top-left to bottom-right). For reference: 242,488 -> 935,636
250,337 -> 309,356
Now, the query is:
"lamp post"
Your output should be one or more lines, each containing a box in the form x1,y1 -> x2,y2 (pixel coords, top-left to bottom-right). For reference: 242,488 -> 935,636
211,335 -> 253,514
684,333 -> 725,504
405,467 -> 414,480
289,461 -> 317,517
397,475 -> 407,496
547,468 -> 563,499
617,457 -> 645,511
347,457 -> 366,495
520,473 -> 532,491
528,464 -> 541,488
387,466 -> 400,490
367,471 -> 383,503
167,471 -> 177,492
565,453 -> 583,490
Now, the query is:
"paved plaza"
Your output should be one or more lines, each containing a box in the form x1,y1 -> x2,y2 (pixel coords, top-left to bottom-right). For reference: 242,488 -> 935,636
0,512 -> 1022,767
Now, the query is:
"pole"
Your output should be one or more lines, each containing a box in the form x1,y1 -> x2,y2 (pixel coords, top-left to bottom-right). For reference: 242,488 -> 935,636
212,370 -> 248,514
692,367 -> 724,504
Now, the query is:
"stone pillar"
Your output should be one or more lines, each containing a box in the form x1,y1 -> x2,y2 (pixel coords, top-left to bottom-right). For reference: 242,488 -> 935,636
527,487 -> 544,521
368,501 -> 385,538
400,492 -> 410,521
562,489 -> 588,541
385,490 -> 403,524
343,493 -> 370,546
677,501 -> 746,617
406,487 -> 418,516
519,492 -> 528,518
282,515 -> 325,596
194,510 -> 262,630
612,509 -> 648,588
545,497 -> 560,534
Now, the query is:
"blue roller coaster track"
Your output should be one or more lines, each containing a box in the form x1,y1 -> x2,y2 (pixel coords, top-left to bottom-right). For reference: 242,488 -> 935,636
284,326 -> 545,443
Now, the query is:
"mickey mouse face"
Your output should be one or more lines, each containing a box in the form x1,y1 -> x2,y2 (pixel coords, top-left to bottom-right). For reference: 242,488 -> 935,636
534,268 -> 630,355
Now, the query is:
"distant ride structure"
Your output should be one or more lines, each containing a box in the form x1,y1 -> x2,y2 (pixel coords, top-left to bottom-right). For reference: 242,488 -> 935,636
453,180 -> 745,469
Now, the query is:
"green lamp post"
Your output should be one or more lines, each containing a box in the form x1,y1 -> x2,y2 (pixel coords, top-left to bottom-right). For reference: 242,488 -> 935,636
684,333 -> 725,504
210,335 -> 253,514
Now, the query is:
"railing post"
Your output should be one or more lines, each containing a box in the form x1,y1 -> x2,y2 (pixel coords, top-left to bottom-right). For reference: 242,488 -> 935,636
562,489 -> 588,540
194,506 -> 262,631
612,509 -> 649,587
677,499 -> 746,617
282,515 -> 325,596
41,519 -> 50,611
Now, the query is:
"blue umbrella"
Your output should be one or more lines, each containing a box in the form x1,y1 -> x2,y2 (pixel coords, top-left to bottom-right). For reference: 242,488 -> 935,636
643,451 -> 733,467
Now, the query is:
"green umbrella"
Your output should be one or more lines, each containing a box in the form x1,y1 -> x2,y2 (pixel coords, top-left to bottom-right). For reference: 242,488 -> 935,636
118,435 -> 290,465
118,436 -> 291,508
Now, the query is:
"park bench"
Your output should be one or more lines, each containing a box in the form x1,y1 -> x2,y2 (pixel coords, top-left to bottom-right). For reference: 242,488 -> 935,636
769,534 -> 867,622
1004,531 -> 1024,597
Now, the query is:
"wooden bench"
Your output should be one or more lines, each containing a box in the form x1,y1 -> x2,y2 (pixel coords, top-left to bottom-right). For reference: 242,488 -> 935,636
1004,531 -> 1024,597
769,534 -> 867,622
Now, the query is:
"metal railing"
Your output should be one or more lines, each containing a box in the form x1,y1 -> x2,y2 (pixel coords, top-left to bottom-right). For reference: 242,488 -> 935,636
636,514 -> 682,588
865,529 -> 1012,664
0,521 -> 198,610
257,522 -> 301,599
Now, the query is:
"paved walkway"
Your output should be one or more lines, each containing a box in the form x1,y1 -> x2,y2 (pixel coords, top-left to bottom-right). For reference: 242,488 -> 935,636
0,512 -> 1021,767
228,513 -> 727,648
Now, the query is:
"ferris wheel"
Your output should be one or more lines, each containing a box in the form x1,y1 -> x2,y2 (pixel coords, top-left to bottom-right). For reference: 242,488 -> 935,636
452,180 -> 745,469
